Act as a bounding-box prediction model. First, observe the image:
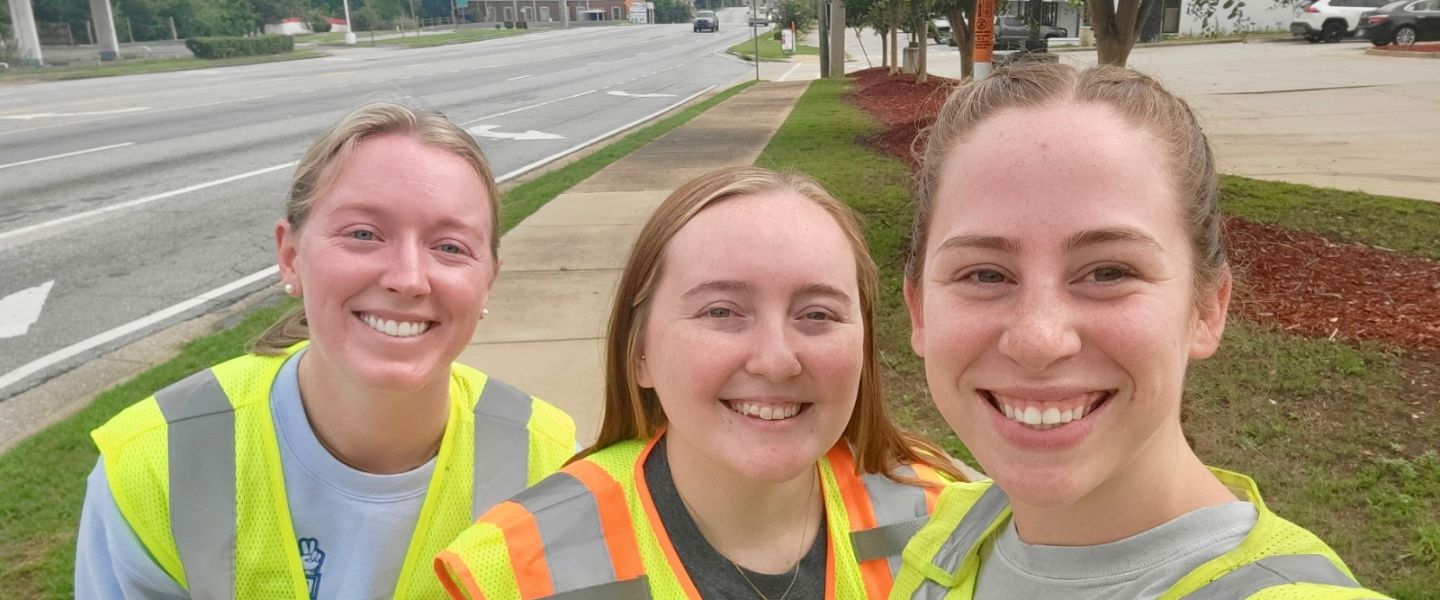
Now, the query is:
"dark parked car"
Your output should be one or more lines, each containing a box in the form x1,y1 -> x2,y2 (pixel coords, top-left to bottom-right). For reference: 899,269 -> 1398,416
694,10 -> 719,32
1360,0 -> 1440,45
994,15 -> 1068,49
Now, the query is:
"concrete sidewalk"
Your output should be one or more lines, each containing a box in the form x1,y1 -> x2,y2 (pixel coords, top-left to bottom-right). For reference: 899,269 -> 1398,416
456,81 -> 809,444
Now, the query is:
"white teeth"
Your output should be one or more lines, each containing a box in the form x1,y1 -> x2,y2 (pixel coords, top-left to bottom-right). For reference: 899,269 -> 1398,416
1042,407 -> 1061,425
362,313 -> 429,338
1023,407 -> 1042,426
1061,409 -> 1073,423
728,401 -> 802,421
995,395 -> 1102,430
1003,405 -> 1014,419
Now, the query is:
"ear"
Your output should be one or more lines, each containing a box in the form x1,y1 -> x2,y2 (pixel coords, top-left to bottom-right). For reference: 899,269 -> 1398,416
903,277 -> 926,358
635,349 -> 653,389
1189,265 -> 1232,360
275,218 -> 300,294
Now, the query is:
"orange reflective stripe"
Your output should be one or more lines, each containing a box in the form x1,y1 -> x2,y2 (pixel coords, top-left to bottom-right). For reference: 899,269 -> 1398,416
910,463 -> 944,513
826,444 -> 892,599
487,501 -> 555,599
566,460 -> 646,581
635,437 -> 703,599
434,550 -> 485,600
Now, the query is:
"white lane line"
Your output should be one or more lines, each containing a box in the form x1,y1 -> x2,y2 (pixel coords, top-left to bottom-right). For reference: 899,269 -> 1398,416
587,61 -> 603,66
0,83 -> 717,397
778,63 -> 803,82
461,89 -> 596,125
0,142 -> 134,172
0,95 -> 274,138
0,267 -> 280,394
0,162 -> 296,244
507,74 -> 533,81
0,107 -> 149,120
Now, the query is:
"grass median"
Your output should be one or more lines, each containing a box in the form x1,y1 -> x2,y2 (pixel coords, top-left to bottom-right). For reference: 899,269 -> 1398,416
728,28 -> 820,61
755,78 -> 1439,598
0,78 -> 754,598
0,51 -> 326,84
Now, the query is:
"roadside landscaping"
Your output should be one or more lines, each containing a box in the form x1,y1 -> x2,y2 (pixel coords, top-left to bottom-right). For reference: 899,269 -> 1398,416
0,79 -> 753,598
729,28 -> 820,61
0,51 -> 326,84
756,73 -> 1439,599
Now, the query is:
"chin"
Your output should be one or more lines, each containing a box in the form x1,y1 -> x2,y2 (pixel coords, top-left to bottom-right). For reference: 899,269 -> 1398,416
985,462 -> 1094,509
349,361 -> 447,394
728,448 -> 823,483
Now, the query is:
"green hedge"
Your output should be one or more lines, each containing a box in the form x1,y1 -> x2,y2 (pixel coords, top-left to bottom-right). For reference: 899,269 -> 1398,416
185,35 -> 295,59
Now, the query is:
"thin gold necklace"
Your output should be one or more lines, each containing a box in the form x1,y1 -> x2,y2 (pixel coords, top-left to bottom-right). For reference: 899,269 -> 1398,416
677,470 -> 818,600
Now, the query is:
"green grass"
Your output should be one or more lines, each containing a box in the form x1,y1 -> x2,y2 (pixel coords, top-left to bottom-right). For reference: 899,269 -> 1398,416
366,27 -> 531,48
0,78 -> 754,597
0,51 -> 326,84
1219,175 -> 1440,260
755,78 -> 1439,598
728,29 -> 820,61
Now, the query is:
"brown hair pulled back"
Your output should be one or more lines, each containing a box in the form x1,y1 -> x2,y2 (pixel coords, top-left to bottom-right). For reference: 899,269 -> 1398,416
250,102 -> 501,354
583,166 -> 963,482
907,63 -> 1226,291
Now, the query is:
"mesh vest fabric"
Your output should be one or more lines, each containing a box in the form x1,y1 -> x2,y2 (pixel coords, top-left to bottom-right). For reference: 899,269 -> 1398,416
887,469 -> 1393,600
435,437 -> 949,600
91,347 -> 576,599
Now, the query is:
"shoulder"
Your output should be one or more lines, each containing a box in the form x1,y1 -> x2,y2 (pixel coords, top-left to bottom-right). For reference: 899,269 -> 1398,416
93,352 -> 283,452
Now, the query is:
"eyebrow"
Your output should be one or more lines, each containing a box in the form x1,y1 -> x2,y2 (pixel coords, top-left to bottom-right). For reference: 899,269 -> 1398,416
795,284 -> 855,306
935,227 -> 1162,255
681,280 -> 756,300
331,206 -> 488,240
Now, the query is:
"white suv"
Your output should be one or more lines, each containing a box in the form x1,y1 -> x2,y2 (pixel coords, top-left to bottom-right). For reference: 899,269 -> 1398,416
1291,0 -> 1393,42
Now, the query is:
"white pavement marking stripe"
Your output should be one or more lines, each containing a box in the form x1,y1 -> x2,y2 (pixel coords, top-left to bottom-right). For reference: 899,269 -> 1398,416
0,84 -> 718,396
778,63 -> 803,82
507,74 -> 533,81
0,162 -> 297,244
0,142 -> 135,172
468,125 -> 565,141
0,107 -> 149,120
0,281 -> 54,339
0,268 -> 279,393
607,91 -> 677,98
461,89 -> 596,124
0,95 -> 274,138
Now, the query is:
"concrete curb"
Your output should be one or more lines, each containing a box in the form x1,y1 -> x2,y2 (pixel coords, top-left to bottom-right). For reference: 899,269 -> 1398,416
1365,47 -> 1440,58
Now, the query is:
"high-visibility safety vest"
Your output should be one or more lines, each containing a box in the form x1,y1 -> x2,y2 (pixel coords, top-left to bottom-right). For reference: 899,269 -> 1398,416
91,344 -> 577,599
435,436 -> 951,600
889,468 -> 1393,600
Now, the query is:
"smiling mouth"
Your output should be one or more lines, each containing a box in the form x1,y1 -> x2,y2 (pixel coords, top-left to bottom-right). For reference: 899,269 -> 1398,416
356,312 -> 436,338
981,390 -> 1112,431
722,399 -> 809,421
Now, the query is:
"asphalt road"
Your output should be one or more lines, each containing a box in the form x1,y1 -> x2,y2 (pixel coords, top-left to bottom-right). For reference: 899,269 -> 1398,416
0,14 -> 759,399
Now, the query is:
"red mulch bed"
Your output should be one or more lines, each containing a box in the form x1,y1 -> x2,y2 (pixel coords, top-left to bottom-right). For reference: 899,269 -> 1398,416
845,69 -> 1440,354
1371,42 -> 1440,53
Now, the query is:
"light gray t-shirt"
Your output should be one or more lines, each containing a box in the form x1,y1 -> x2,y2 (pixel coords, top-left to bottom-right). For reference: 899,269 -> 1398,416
75,350 -> 434,600
974,501 -> 1258,599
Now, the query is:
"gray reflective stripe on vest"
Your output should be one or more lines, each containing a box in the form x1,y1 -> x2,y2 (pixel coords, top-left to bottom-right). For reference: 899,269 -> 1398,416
931,485 -> 1008,574
154,369 -> 236,598
911,579 -> 955,600
856,465 -> 931,574
1181,554 -> 1364,600
471,376 -> 535,518
510,472 -> 653,599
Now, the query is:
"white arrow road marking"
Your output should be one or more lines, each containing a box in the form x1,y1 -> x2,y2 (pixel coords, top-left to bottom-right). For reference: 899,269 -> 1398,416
0,281 -> 54,339
0,107 -> 150,120
607,91 -> 678,98
0,142 -> 135,172
467,125 -> 564,141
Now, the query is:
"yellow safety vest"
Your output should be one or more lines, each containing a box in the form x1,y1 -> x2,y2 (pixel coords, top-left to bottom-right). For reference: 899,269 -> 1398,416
91,344 -> 577,599
435,435 -> 951,599
889,468 -> 1393,600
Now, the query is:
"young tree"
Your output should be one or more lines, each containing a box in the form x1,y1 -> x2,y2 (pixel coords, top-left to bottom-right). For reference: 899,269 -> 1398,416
934,0 -> 974,77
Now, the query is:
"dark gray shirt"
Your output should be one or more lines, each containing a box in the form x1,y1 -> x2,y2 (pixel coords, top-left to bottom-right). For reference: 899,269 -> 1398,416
645,437 -> 827,600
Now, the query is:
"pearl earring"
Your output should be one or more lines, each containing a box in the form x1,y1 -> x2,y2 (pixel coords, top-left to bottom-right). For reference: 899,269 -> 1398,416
284,283 -> 294,296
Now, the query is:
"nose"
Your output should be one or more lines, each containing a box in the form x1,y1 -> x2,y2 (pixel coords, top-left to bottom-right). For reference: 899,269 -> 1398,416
380,241 -> 431,297
745,318 -> 803,383
998,284 -> 1081,373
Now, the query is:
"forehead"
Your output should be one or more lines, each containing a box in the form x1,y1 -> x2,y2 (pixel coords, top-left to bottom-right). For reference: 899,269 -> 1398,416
311,133 -> 491,227
931,102 -> 1183,246
660,192 -> 859,291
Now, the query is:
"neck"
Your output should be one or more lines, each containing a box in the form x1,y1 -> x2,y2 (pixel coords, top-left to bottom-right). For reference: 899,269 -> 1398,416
665,432 -> 823,575
296,350 -> 451,474
1010,421 -> 1237,546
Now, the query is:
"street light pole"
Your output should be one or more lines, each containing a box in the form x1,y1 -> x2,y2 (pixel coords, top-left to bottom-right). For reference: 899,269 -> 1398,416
752,0 -> 760,81
343,0 -> 356,44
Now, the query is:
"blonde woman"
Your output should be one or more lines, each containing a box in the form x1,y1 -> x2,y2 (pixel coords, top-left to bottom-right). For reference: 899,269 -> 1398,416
75,103 -> 576,599
435,166 -> 965,600
892,64 -> 1389,599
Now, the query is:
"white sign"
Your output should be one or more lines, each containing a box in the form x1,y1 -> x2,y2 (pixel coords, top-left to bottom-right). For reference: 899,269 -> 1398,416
781,29 -> 795,54
629,3 -> 648,23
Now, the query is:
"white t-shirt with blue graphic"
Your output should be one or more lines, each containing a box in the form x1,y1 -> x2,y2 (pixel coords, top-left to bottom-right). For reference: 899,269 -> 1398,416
75,350 -> 433,599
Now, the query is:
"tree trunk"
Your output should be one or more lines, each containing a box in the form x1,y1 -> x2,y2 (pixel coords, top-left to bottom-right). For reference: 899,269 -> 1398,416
948,8 -> 973,78
1089,0 -> 1158,66
918,25 -> 929,83
890,24 -> 899,75
881,26 -> 889,67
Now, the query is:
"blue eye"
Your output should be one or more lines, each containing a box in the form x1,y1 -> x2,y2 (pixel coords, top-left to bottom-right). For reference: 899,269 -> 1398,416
706,307 -> 732,318
438,243 -> 463,255
972,269 -> 1006,284
1092,266 -> 1131,282
350,230 -> 376,241
803,311 -> 832,321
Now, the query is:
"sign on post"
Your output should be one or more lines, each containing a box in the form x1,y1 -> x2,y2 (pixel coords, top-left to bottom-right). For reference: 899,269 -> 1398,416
973,0 -> 996,78
781,29 -> 794,54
